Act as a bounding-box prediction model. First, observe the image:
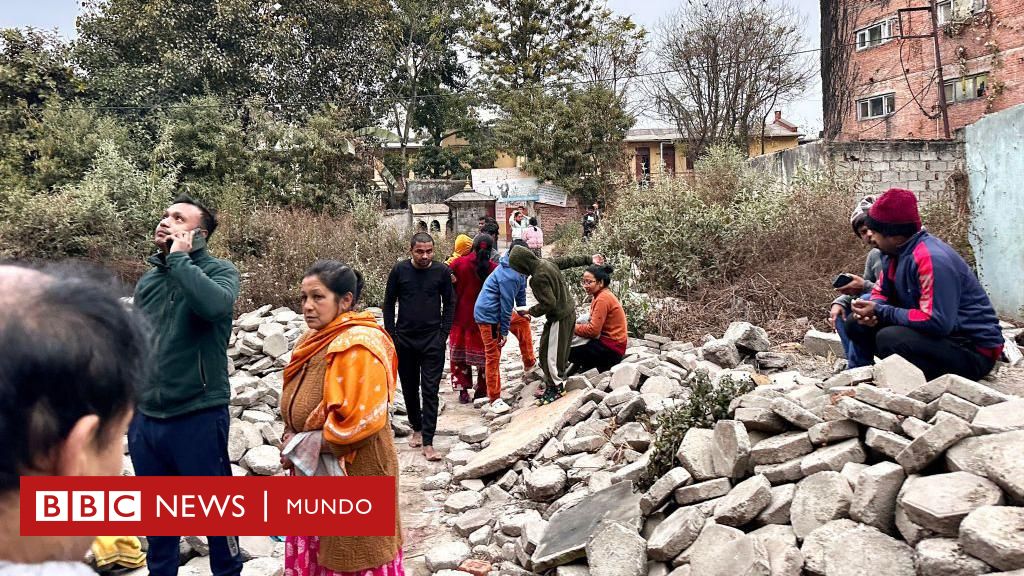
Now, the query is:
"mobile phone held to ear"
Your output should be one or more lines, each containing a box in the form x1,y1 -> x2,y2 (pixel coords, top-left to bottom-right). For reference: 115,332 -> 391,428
833,273 -> 855,289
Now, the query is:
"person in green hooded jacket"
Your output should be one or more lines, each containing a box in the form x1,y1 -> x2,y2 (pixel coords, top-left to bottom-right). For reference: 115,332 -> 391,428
508,246 -> 604,404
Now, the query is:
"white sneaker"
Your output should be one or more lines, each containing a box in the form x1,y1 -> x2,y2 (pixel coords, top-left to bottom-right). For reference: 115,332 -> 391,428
490,398 -> 511,415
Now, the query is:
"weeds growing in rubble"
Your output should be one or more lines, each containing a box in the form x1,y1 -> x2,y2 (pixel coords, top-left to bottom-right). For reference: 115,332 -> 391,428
637,370 -> 755,491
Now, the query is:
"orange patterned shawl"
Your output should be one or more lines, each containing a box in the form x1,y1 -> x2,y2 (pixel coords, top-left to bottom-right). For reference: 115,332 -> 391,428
283,311 -> 397,458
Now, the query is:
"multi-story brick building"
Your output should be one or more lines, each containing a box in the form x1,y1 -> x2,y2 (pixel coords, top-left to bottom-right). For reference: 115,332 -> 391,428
836,0 -> 1024,140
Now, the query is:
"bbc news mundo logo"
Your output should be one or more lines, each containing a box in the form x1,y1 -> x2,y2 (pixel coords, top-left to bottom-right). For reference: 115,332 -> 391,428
21,476 -> 394,536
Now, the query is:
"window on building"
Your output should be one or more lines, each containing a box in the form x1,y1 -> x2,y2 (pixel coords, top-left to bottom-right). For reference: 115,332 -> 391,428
855,20 -> 893,50
857,93 -> 896,120
943,73 -> 989,103
937,0 -> 988,25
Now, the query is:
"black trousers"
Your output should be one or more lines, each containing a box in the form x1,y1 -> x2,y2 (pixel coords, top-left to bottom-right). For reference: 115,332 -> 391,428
395,333 -> 446,446
128,406 -> 242,576
569,338 -> 624,375
844,318 -> 996,381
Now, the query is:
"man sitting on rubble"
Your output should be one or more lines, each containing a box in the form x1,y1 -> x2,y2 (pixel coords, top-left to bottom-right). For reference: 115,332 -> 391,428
844,187 -> 1003,381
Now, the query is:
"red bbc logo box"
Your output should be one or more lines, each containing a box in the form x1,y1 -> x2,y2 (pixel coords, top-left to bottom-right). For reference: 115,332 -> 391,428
36,491 -> 141,522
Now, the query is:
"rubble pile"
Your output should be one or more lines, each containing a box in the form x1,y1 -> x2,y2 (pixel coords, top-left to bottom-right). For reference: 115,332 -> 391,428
418,321 -> 1024,576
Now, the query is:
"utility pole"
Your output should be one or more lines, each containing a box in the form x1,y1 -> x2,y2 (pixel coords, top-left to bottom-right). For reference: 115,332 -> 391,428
898,1 -> 952,138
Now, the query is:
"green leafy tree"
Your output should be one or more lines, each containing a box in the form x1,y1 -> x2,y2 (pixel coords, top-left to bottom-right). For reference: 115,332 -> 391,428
496,85 -> 632,203
471,0 -> 596,91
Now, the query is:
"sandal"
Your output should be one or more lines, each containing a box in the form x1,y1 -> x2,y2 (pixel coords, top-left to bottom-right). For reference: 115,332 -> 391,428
537,385 -> 565,406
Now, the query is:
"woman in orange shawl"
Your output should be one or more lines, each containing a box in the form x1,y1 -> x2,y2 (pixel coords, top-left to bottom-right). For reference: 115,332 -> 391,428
279,260 -> 403,576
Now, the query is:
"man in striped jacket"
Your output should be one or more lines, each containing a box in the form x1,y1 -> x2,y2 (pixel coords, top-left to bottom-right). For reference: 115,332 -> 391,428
845,188 -> 1003,381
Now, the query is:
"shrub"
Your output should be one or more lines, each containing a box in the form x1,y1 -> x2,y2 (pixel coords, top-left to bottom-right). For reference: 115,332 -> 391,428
588,148 -> 866,341
638,371 -> 754,490
221,206 -> 407,312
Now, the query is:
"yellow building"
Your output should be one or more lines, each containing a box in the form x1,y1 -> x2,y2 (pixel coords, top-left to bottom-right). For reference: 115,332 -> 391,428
624,111 -> 804,184
748,111 -> 803,157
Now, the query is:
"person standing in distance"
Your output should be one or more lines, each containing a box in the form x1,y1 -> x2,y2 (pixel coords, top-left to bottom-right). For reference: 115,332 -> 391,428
129,195 -> 242,576
383,232 -> 455,461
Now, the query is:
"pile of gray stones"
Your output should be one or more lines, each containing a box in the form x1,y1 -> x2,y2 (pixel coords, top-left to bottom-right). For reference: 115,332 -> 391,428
118,304 -> 1024,576
420,320 -> 1024,576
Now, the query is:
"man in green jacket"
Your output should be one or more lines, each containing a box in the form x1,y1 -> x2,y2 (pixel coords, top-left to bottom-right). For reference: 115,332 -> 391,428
130,195 -> 242,576
509,246 -> 603,404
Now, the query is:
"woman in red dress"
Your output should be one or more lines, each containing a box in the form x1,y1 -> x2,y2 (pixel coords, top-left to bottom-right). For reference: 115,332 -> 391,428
448,234 -> 498,403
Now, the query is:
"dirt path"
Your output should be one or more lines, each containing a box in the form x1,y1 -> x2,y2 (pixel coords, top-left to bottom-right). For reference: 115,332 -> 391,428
397,289 -> 539,576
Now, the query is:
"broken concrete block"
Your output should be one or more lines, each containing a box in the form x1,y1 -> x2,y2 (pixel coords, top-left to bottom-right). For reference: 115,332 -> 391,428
724,321 -> 771,353
734,407 -> 789,433
914,538 -> 992,576
895,413 -> 974,474
850,461 -> 906,535
958,506 -> 1024,571
609,363 -> 643,390
753,483 -> 795,526
808,419 -> 859,446
711,420 -> 751,478
531,481 -> 642,572
525,465 -> 568,502
681,524 -> 764,576
840,462 -> 869,489
803,329 -> 845,358
907,376 -> 951,403
674,478 -> 732,506
971,399 -> 1024,434
799,438 -> 866,475
837,396 -> 902,433
751,431 -> 814,466
701,338 -> 741,369
645,506 -> 705,562
586,521 -> 646,576
935,393 -> 981,422
873,354 -> 926,395
754,456 -> 805,485
900,471 -> 1004,537
855,384 -> 928,418
790,471 -> 853,539
801,519 -> 915,576
640,467 -> 692,515
901,416 -> 931,439
865,428 -> 912,460
771,397 -> 824,430
983,430 -> 1024,504
713,474 -> 772,527
944,374 -> 1010,406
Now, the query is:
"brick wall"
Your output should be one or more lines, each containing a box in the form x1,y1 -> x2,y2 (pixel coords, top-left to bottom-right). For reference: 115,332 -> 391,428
839,0 -> 1024,140
535,198 -> 582,240
749,139 -> 966,202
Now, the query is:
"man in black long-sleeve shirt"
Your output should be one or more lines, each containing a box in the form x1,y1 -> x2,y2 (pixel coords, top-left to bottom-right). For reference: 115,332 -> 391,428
383,232 -> 454,461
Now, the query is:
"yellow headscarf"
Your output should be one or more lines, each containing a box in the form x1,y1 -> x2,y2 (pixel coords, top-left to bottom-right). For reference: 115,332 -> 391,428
446,234 -> 473,265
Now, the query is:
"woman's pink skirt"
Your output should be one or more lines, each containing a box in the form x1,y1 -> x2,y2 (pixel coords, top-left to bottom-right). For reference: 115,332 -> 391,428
284,536 -> 404,576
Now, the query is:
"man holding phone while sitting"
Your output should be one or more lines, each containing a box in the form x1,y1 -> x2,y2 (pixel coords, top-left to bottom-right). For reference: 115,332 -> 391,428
130,195 -> 243,576
830,195 -> 884,368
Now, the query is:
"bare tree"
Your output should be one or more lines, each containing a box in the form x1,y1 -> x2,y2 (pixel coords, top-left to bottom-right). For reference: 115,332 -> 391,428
578,7 -> 648,112
820,0 -> 860,140
644,0 -> 815,160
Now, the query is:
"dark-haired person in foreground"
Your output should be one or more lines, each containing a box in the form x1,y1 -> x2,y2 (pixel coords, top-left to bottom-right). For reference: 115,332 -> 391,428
280,260 -> 403,576
129,195 -> 243,576
0,264 -> 149,575
383,232 -> 454,461
845,188 -> 1003,381
569,264 -> 629,374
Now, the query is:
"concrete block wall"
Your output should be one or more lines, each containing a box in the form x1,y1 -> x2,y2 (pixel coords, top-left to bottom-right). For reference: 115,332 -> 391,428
749,139 -> 966,203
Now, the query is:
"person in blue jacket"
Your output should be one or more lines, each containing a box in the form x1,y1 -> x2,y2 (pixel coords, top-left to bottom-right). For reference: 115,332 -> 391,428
473,248 -> 529,413
846,188 -> 1004,381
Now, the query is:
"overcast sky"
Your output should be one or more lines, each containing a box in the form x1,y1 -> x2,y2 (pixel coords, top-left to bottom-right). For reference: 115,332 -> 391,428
2,0 -> 824,135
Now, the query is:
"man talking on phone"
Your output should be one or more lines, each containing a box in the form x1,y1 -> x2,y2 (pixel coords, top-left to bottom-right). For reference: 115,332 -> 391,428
130,195 -> 243,576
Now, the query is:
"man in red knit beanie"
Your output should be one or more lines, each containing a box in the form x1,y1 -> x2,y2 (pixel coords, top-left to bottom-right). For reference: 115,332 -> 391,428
845,188 -> 1004,381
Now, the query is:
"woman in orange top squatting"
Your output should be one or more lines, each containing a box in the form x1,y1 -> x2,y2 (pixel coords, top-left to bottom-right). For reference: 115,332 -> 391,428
280,260 -> 404,576
569,264 -> 628,374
